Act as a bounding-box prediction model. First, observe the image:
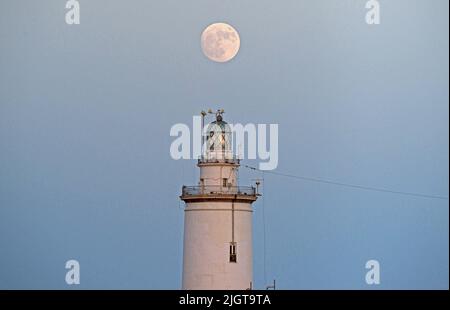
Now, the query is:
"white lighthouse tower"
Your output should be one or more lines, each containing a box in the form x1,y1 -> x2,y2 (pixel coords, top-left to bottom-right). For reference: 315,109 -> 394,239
181,110 -> 258,290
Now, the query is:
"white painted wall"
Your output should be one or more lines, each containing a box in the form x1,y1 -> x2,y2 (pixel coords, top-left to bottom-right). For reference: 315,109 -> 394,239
199,164 -> 237,187
182,201 -> 253,290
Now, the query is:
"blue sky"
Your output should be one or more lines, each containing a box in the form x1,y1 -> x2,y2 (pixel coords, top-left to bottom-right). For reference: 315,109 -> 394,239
0,0 -> 448,289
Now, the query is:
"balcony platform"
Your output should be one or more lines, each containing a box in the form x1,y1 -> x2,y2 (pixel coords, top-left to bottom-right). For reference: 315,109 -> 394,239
180,185 -> 258,203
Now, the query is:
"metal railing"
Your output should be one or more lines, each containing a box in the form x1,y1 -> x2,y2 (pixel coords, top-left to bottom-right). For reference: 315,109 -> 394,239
198,154 -> 240,165
182,185 -> 256,196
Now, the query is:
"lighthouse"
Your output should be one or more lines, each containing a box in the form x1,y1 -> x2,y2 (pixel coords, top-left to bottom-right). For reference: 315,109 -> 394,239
180,110 -> 258,290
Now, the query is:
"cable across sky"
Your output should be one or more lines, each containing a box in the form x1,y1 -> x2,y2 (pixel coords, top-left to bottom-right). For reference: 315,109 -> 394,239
244,165 -> 449,200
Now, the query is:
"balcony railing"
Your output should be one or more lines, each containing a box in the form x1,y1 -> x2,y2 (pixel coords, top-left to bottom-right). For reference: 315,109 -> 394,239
182,185 -> 256,196
198,153 -> 240,165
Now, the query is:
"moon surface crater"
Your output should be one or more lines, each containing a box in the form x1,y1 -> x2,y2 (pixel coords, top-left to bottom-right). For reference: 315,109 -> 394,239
201,23 -> 240,63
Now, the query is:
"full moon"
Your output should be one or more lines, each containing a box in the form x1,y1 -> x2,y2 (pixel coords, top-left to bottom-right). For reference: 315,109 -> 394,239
201,23 -> 240,63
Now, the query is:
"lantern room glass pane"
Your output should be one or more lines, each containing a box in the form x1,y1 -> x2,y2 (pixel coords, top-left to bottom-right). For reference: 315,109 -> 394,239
204,120 -> 233,159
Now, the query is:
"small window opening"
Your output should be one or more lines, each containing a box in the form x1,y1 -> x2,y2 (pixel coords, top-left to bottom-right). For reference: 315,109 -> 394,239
229,243 -> 237,263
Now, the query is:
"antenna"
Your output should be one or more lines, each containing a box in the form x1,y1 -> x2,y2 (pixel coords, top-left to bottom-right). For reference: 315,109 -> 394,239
201,109 -> 217,155
266,279 -> 276,290
251,178 -> 263,196
201,110 -> 207,156
246,281 -> 253,290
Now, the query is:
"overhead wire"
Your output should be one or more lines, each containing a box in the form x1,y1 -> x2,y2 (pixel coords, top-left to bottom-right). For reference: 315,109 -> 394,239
244,165 -> 448,200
